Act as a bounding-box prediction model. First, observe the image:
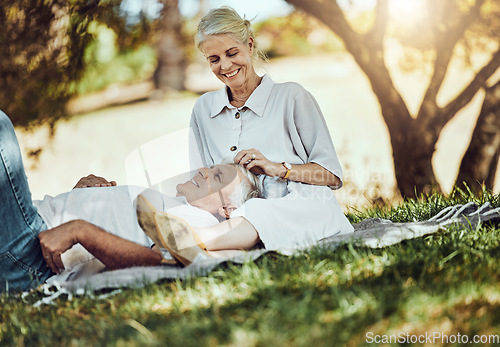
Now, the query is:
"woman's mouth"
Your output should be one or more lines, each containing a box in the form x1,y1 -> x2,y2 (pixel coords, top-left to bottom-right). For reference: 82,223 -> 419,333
224,69 -> 240,78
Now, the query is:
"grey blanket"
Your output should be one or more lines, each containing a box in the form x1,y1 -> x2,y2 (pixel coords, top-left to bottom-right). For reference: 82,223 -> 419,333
37,202 -> 499,301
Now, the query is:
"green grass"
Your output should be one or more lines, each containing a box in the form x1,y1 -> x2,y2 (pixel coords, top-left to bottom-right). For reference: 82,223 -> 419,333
1,188 -> 499,346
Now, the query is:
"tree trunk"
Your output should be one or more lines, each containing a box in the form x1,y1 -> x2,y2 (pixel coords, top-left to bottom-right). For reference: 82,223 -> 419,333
284,0 -> 499,198
456,81 -> 500,192
372,95 -> 440,197
383,106 -> 440,198
285,0 -> 440,198
153,0 -> 186,93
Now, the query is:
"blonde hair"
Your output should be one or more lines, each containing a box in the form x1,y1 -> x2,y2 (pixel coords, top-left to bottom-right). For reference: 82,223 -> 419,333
195,6 -> 267,65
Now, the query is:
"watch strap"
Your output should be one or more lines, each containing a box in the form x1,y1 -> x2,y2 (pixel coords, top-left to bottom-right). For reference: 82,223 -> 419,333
281,162 -> 291,179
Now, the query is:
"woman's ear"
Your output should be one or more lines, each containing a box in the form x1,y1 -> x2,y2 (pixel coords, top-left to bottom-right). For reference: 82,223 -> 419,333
247,37 -> 254,55
217,205 -> 237,219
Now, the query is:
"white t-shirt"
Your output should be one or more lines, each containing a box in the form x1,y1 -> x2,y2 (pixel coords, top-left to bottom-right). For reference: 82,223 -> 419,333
189,74 -> 354,249
34,186 -> 219,279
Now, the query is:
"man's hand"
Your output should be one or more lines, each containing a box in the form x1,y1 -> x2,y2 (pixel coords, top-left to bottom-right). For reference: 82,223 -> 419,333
73,174 -> 117,189
40,220 -> 163,273
38,220 -> 82,273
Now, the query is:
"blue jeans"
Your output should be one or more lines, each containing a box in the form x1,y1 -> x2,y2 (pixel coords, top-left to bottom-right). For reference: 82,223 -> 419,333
0,111 -> 53,292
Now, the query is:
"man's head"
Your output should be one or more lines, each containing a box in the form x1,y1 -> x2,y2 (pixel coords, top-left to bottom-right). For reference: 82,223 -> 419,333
176,163 -> 261,219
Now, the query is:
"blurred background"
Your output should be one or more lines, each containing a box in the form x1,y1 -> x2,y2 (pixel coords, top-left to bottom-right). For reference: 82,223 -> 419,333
2,0 -> 499,211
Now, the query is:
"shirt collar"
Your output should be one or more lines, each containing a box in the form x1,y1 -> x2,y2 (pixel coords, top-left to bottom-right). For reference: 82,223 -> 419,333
210,74 -> 275,118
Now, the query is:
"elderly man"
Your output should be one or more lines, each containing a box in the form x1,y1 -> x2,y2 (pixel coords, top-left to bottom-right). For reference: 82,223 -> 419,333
0,111 -> 260,292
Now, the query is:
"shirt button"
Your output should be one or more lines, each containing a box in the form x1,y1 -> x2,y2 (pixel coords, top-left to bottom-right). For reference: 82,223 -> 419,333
230,146 -> 237,151
235,112 -> 240,119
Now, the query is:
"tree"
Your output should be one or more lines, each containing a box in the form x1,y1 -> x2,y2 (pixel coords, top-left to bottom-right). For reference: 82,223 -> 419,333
0,0 -> 93,128
455,0 -> 500,193
153,0 -> 186,93
284,0 -> 500,197
0,0 -> 159,128
456,80 -> 500,192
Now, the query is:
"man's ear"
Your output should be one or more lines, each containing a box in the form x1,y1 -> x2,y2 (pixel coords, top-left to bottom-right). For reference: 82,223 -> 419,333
217,205 -> 237,219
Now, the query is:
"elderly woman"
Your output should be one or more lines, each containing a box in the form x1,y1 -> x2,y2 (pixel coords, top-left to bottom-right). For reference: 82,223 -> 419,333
143,7 -> 354,263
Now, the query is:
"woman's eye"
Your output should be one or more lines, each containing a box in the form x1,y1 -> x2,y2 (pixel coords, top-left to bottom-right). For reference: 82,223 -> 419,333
209,58 -> 219,64
228,52 -> 237,57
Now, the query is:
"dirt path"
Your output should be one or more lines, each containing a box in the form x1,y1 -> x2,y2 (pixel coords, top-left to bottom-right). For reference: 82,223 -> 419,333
16,53 -> 498,210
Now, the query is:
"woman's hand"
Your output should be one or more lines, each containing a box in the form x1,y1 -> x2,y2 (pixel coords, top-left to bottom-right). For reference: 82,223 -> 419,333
73,174 -> 117,189
235,149 -> 341,186
234,149 -> 283,177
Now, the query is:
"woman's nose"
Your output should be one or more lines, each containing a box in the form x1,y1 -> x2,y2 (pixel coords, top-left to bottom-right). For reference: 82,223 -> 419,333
220,57 -> 231,70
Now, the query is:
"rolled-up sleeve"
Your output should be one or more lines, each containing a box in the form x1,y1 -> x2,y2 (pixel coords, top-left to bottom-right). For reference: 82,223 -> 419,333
287,88 -> 343,188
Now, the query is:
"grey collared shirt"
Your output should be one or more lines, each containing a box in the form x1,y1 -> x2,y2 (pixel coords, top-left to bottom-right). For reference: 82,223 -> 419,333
188,74 -> 353,249
190,74 -> 344,197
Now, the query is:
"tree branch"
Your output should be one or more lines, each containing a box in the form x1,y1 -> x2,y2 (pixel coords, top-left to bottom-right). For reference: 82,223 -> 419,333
368,0 -> 388,43
285,0 -> 360,44
418,0 -> 485,121
441,48 -> 500,124
418,45 -> 454,119
452,0 -> 485,39
285,0 -> 413,131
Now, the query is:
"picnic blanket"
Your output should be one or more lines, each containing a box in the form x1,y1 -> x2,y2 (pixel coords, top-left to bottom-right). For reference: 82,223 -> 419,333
34,202 -> 500,304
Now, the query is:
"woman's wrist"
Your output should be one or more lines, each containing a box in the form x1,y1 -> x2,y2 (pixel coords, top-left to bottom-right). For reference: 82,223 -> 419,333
274,162 -> 287,178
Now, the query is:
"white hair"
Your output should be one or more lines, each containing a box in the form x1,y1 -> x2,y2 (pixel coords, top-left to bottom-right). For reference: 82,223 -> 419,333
228,163 -> 262,207
217,158 -> 262,207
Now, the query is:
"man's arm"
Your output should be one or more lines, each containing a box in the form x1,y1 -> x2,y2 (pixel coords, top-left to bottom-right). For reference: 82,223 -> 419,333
39,220 -> 163,274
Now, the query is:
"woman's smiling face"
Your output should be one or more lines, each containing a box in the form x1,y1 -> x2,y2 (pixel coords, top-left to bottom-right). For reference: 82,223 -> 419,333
200,34 -> 255,91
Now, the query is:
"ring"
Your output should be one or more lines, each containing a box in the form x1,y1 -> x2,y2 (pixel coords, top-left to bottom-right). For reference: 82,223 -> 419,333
252,154 -> 256,160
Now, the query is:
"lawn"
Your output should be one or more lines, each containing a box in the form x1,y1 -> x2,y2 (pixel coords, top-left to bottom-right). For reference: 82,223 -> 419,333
1,188 -> 499,346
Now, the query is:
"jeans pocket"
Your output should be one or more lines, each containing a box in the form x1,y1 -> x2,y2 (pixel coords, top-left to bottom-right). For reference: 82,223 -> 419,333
0,251 -> 44,292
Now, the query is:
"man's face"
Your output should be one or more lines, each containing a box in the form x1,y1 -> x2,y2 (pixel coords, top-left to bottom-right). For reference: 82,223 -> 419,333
176,164 -> 247,214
